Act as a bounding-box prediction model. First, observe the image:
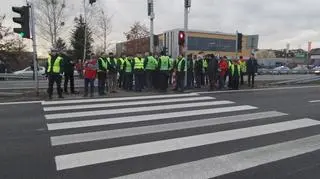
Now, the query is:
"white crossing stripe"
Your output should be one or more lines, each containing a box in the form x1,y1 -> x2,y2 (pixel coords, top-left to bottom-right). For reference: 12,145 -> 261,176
54,118 -> 320,170
113,133 -> 320,179
45,101 -> 234,120
43,96 -> 215,112
47,105 -> 257,130
42,93 -> 199,105
51,111 -> 288,146
309,100 -> 320,103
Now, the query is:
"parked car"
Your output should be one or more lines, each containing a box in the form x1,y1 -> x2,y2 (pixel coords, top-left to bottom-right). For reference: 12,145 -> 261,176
13,66 -> 46,78
291,66 -> 309,74
312,66 -> 320,75
271,66 -> 290,75
257,68 -> 270,75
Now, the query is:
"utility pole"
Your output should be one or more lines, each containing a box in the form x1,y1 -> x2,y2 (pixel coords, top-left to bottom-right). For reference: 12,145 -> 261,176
83,0 -> 87,62
29,1 -> 39,95
235,31 -> 238,60
148,0 -> 154,54
184,0 -> 191,87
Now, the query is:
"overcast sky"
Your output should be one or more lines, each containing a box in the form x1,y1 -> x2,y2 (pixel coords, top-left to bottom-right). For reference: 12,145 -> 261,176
2,0 -> 320,55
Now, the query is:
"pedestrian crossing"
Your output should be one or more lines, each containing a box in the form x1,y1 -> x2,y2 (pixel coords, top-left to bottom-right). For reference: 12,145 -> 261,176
41,93 -> 320,179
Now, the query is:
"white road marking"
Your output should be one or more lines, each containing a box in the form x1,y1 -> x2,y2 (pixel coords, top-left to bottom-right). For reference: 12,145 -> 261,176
0,100 -> 43,105
42,93 -> 199,105
113,133 -> 320,179
309,100 -> 320,103
55,118 -> 320,171
197,85 -> 320,94
43,96 -> 215,112
47,105 -> 257,130
51,111 -> 288,146
45,101 -> 234,120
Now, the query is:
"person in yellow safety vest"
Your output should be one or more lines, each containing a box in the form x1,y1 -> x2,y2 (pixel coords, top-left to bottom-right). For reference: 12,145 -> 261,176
202,57 -> 209,86
174,55 -> 186,92
239,56 -> 247,85
144,52 -> 158,91
123,56 -> 134,91
46,49 -> 64,99
117,54 -> 125,89
158,52 -> 171,92
107,52 -> 118,93
133,53 -> 145,92
227,58 -> 232,88
230,58 -> 241,90
97,54 -> 107,96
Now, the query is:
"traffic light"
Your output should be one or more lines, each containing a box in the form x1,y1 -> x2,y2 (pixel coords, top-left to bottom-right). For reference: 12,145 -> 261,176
147,0 -> 153,16
178,31 -> 185,46
12,6 -> 30,39
89,0 -> 96,5
185,0 -> 191,8
237,33 -> 243,52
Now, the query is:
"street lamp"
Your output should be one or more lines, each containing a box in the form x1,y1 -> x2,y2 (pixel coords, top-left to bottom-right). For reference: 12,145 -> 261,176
147,0 -> 155,54
184,0 -> 191,87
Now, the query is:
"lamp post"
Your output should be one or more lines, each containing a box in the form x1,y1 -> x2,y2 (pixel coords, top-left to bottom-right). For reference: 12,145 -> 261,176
184,0 -> 191,87
148,0 -> 154,54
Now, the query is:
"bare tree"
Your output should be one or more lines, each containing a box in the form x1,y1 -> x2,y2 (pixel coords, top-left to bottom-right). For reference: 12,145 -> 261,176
0,15 -> 26,52
35,0 -> 66,48
124,21 -> 149,41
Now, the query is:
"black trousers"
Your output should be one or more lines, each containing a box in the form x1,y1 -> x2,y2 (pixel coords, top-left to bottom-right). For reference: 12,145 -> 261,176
153,71 -> 159,89
195,72 -> 201,88
145,70 -> 153,90
208,73 -> 217,90
232,75 -> 240,90
159,71 -> 169,91
248,72 -> 255,87
84,78 -> 95,96
97,71 -> 106,95
176,72 -> 185,91
64,73 -> 75,93
48,74 -> 62,97
124,72 -> 133,90
134,71 -> 144,92
240,72 -> 245,85
118,71 -> 124,88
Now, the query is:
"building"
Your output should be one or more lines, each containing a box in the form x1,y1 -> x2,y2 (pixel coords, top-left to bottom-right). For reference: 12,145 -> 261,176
309,48 -> 320,66
116,28 -> 259,59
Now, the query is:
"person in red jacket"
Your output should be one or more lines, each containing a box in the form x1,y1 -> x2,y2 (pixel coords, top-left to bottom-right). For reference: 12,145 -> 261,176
218,57 -> 228,89
83,55 -> 98,97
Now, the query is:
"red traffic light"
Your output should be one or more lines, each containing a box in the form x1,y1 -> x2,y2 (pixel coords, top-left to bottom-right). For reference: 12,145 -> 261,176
178,31 -> 185,46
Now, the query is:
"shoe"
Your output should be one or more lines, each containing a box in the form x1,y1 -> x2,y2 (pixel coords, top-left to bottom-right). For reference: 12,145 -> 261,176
49,96 -> 52,100
64,91 -> 69,94
58,96 -> 64,99
90,94 -> 94,97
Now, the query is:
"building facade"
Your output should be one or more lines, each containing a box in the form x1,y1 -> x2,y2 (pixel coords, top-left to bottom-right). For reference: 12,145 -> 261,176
116,29 -> 259,59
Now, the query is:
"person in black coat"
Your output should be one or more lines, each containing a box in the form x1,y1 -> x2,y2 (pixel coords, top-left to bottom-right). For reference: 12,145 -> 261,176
207,54 -> 218,91
246,53 -> 258,88
61,52 -> 76,94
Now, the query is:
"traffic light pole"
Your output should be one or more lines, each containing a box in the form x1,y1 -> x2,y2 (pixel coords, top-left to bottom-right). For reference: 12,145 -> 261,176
29,1 -> 39,95
235,31 -> 238,60
184,4 -> 189,87
150,14 -> 154,54
83,0 -> 87,61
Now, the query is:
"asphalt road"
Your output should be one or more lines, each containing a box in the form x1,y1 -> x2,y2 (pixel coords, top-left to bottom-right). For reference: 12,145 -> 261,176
0,74 -> 316,90
1,86 -> 320,179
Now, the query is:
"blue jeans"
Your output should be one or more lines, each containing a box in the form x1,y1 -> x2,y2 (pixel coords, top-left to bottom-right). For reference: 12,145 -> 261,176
84,78 -> 95,96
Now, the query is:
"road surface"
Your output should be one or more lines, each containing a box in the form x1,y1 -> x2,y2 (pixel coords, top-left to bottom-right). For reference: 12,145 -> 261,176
1,86 -> 320,179
0,74 -> 316,90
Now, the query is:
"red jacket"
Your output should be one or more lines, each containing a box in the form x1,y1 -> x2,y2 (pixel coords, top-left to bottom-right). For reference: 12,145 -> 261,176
84,59 -> 97,79
219,60 -> 228,77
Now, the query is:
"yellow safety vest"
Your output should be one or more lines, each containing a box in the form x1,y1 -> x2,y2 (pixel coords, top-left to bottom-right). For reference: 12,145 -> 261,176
119,58 -> 125,70
177,58 -> 187,72
124,58 -> 132,72
240,61 -> 247,73
230,64 -> 241,76
47,56 -> 62,73
134,57 -> 144,70
160,56 -> 170,71
98,57 -> 107,71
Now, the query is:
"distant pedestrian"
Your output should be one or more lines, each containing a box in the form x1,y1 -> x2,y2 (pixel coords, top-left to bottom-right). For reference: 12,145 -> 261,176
46,49 -> 64,99
107,52 -> 118,93
83,56 -> 97,97
218,57 -> 228,89
62,52 -> 77,94
247,53 -> 258,88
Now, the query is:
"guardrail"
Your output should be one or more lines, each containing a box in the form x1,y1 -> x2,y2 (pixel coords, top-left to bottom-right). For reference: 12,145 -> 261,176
0,73 -> 46,80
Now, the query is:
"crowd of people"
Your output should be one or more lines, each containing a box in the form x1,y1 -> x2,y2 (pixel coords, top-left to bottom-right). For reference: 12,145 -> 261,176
46,49 -> 258,99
